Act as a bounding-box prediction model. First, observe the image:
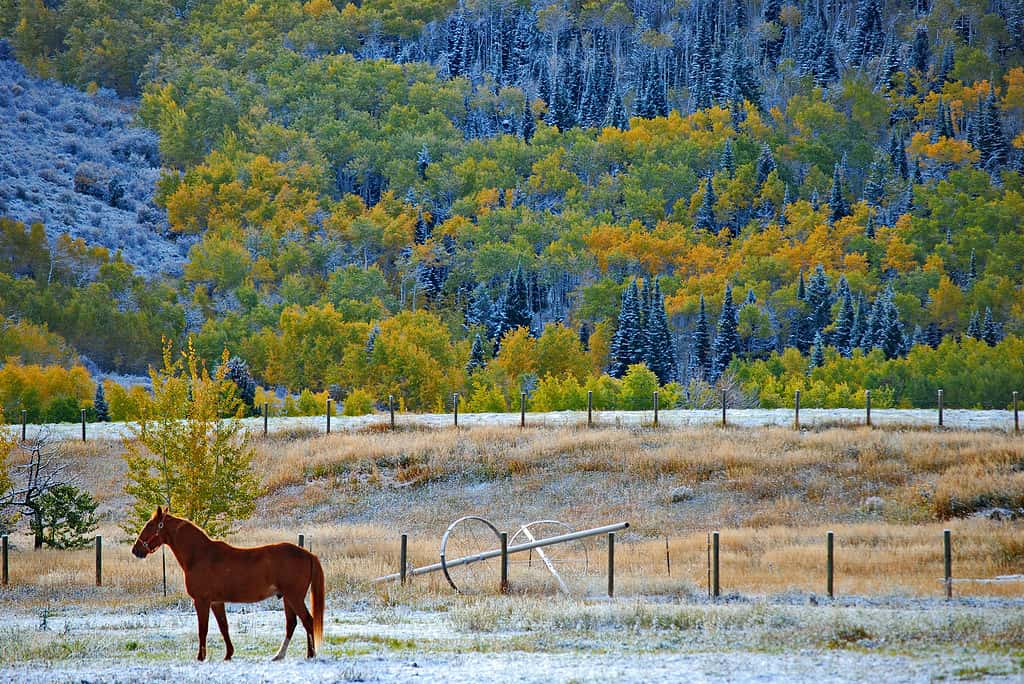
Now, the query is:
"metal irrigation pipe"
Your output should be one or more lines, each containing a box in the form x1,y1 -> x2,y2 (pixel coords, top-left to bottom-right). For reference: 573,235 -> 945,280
374,521 -> 630,584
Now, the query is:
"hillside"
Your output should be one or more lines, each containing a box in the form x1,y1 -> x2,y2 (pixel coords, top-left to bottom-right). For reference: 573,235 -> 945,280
0,0 -> 1023,413
0,45 -> 186,277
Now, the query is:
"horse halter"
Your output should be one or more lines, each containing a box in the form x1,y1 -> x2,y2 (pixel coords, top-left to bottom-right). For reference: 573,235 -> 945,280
140,520 -> 165,553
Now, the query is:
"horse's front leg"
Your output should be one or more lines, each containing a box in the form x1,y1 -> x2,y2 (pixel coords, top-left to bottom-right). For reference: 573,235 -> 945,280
211,602 -> 233,660
194,598 -> 211,661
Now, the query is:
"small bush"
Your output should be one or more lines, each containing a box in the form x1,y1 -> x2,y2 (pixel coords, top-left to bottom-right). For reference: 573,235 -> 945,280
343,388 -> 375,416
29,483 -> 99,549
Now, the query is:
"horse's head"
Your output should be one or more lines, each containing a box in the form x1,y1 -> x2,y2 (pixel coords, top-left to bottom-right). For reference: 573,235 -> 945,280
132,506 -> 168,558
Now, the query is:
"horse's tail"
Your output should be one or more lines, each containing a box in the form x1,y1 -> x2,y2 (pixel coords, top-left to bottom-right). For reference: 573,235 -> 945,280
310,553 -> 325,652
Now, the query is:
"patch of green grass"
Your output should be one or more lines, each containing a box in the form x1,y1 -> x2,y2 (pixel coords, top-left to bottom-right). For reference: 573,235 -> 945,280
325,633 -> 418,651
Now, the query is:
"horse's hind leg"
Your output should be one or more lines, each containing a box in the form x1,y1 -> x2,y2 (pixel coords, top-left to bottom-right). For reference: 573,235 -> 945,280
287,596 -> 316,658
211,602 -> 233,661
272,601 -> 297,661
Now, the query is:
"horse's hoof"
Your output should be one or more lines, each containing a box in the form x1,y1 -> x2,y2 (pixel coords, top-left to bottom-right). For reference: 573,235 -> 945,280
271,655 -> 285,662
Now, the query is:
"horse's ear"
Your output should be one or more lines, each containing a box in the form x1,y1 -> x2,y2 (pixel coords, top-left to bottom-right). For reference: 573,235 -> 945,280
156,505 -> 163,519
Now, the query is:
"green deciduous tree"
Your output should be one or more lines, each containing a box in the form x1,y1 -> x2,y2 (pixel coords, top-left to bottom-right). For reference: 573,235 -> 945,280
122,340 -> 261,537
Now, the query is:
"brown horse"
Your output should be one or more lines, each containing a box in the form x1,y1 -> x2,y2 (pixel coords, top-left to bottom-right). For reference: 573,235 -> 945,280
132,506 -> 324,661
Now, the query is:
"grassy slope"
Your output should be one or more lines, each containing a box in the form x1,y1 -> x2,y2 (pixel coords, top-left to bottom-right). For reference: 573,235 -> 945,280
3,424 -> 1022,605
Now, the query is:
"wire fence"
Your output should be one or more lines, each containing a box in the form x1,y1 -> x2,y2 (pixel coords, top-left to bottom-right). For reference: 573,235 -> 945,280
4,389 -> 1022,442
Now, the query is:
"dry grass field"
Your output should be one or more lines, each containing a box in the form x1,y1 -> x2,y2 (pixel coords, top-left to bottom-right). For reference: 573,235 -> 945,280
2,424 -> 1022,606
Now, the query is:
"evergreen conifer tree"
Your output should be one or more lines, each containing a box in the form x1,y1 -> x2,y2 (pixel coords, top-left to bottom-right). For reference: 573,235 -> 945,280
712,283 -> 739,381
760,0 -> 784,68
520,100 -> 536,141
224,356 -> 256,412
805,265 -> 833,336
643,278 -> 677,384
695,176 -> 717,231
720,139 -> 735,177
467,334 -> 486,373
416,144 -> 431,180
966,309 -> 981,339
850,0 -> 884,66
912,26 -> 930,74
756,144 -> 776,186
872,287 -> 906,358
604,89 -> 629,130
690,294 -> 712,380
810,332 -> 825,368
889,133 -> 909,179
815,40 -> 839,86
981,307 -> 1001,345
828,163 -> 849,223
979,87 -> 1008,170
503,264 -> 532,332
833,290 -> 855,356
93,381 -> 109,422
850,294 -> 867,350
579,321 -> 591,351
610,280 -> 643,377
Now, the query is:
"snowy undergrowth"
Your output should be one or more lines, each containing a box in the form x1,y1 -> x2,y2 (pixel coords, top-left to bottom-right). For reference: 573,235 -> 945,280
0,600 -> 1021,683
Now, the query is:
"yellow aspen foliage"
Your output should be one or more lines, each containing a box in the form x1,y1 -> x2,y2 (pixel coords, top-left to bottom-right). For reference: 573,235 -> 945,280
494,327 -> 537,383
909,132 -> 980,166
927,276 -> 966,329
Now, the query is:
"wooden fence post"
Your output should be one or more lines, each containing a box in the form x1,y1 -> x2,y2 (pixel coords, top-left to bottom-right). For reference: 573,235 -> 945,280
721,390 -> 727,427
653,391 -> 659,427
21,409 -> 26,442
826,531 -> 834,599
865,390 -> 872,427
1014,391 -> 1020,434
607,532 -> 615,598
664,536 -> 671,576
389,395 -> 395,430
587,391 -> 593,428
95,535 -> 102,587
938,389 -> 943,427
263,403 -> 268,436
500,532 -> 509,594
794,390 -> 801,430
944,529 -> 952,600
298,534 -> 304,549
399,534 -> 408,585
520,392 -> 526,428
81,409 -> 86,442
2,535 -> 8,586
326,399 -> 332,434
453,393 -> 459,428
712,531 -> 720,598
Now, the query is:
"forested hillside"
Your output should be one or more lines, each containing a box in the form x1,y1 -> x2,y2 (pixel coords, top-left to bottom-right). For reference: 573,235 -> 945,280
1,0 -> 1023,416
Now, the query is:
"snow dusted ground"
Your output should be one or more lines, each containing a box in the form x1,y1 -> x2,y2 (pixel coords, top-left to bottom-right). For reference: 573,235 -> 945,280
1,600 -> 1021,683
4,408 -> 1020,442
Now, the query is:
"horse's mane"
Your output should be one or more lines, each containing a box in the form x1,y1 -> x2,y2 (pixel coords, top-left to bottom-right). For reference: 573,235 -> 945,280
165,513 -> 214,543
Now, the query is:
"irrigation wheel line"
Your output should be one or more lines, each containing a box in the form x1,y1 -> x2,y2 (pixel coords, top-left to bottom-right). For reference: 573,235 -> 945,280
439,515 -> 503,594
509,520 -> 590,594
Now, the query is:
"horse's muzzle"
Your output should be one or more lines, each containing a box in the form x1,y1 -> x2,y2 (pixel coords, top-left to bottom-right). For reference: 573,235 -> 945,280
132,545 -> 148,559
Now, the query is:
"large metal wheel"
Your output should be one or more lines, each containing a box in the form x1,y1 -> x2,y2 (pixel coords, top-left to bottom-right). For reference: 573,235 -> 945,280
508,520 -> 590,594
439,516 -> 503,594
